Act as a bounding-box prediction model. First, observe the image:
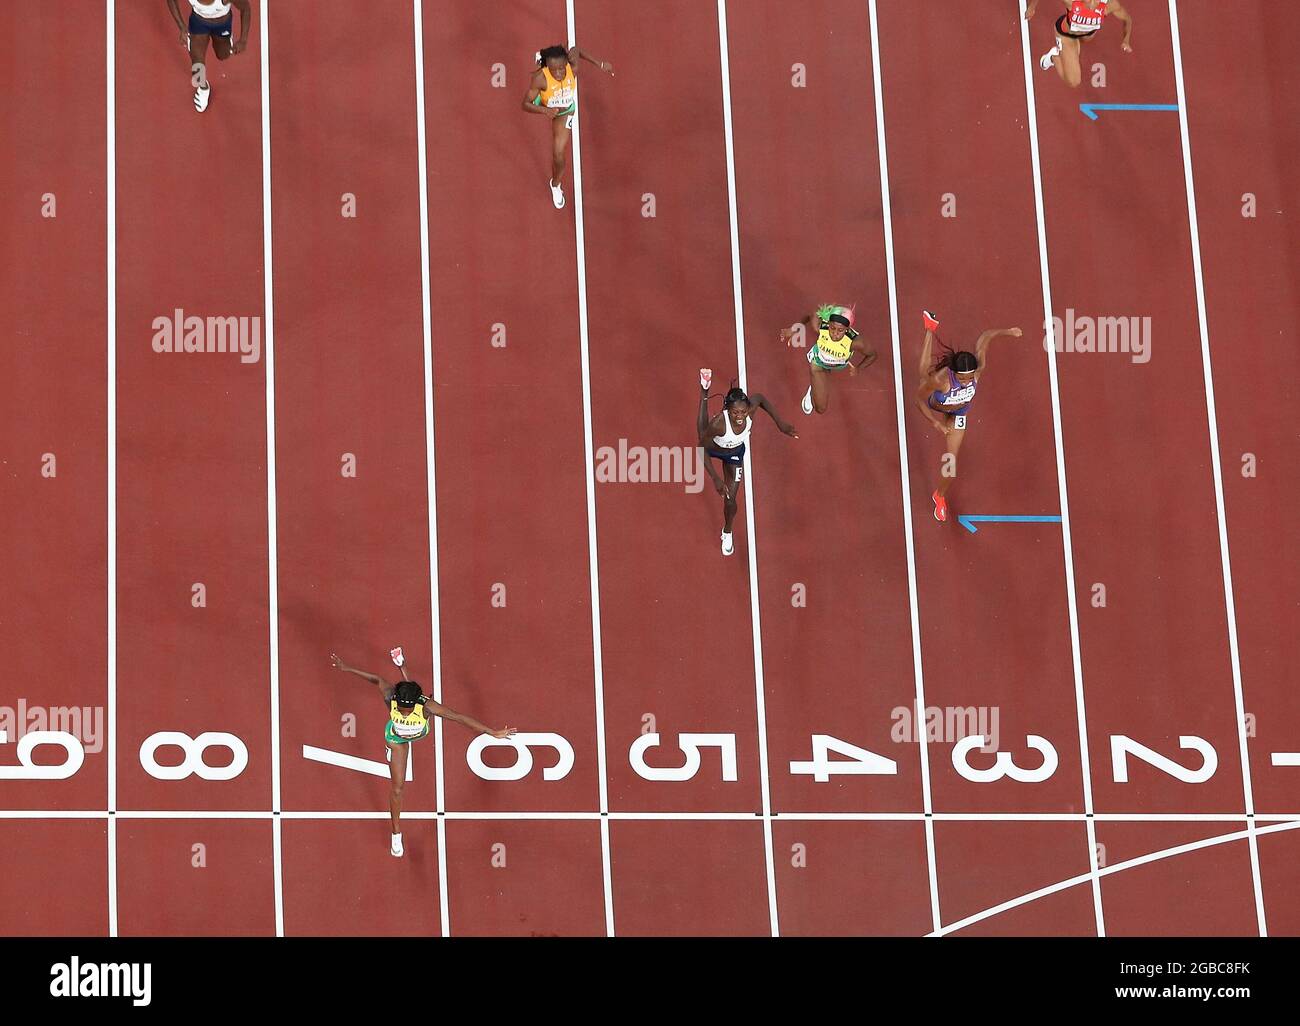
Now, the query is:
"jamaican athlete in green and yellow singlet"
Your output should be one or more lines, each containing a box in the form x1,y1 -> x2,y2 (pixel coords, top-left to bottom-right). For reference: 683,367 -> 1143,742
809,320 -> 860,371
385,699 -> 430,745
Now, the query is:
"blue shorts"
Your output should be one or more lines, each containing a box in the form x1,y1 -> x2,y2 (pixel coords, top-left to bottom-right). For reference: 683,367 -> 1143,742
189,11 -> 233,37
706,445 -> 745,467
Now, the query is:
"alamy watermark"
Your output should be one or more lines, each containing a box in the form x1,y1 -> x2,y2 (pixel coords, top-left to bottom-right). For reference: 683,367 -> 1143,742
0,700 -> 103,754
50,958 -> 151,1006
151,307 -> 262,363
595,440 -> 706,494
891,704 -> 1001,751
1046,309 -> 1151,364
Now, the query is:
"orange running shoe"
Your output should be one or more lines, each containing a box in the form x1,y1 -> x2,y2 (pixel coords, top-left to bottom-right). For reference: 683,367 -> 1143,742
932,491 -> 948,523
923,310 -> 940,332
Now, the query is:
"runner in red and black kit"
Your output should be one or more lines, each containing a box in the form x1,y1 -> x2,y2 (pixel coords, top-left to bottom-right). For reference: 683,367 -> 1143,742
1027,0 -> 1133,90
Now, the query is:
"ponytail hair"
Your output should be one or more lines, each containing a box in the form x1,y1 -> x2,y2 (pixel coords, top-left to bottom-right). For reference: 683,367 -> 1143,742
933,340 -> 978,374
536,44 -> 568,64
722,380 -> 749,409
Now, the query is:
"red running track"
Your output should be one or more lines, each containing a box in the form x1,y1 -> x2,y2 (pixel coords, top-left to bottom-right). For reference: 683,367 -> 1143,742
0,0 -> 1296,937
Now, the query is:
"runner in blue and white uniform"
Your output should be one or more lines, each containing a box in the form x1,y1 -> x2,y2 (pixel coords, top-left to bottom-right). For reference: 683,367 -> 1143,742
166,0 -> 251,112
913,311 -> 1023,524
697,369 -> 797,556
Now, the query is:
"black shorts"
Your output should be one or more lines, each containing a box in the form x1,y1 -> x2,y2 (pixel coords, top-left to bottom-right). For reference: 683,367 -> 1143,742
1055,13 -> 1099,41
189,10 -> 234,37
706,445 -> 745,467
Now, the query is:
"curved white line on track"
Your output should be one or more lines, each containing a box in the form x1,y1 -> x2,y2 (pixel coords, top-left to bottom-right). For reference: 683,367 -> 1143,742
930,819 -> 1300,937
1167,0 -> 1266,936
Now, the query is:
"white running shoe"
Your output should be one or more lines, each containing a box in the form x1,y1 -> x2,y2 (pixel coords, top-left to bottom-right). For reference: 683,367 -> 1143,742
700,367 -> 713,390
721,532 -> 735,556
1039,40 -> 1062,71
801,387 -> 814,415
550,181 -> 566,209
194,84 -> 211,112
390,832 -> 404,857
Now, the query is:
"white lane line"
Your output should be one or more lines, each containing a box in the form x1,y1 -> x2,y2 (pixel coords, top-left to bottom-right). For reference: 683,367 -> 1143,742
1168,0 -> 1266,937
716,0 -> 780,939
258,0 -> 285,942
411,0 -> 452,939
931,819 -> 1300,937
105,0 -> 119,941
1017,0 -> 1104,937
867,0 -> 941,934
5,808 -> 1293,821
566,0 -> 616,938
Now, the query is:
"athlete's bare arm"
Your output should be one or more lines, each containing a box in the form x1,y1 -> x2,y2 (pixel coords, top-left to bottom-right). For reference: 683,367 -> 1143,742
749,393 -> 798,438
698,415 -> 728,495
231,0 -> 251,53
522,69 -> 555,115
568,46 -> 615,76
422,697 -> 516,740
850,336 -> 878,373
974,327 -> 1024,371
779,309 -> 824,346
165,0 -> 188,44
914,379 -> 950,434
330,653 -> 389,699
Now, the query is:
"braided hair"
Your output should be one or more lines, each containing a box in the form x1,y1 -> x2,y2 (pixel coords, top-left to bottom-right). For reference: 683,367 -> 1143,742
927,319 -> 977,374
932,341 -> 978,375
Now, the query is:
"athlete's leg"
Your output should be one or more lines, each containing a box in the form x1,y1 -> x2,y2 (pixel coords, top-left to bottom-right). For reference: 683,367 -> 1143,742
551,117 -> 571,187
809,363 -> 832,415
189,33 -> 212,82
722,463 -> 740,533
919,327 -> 935,381
188,29 -> 212,66
211,33 -> 233,61
188,29 -> 212,110
387,739 -> 408,836
936,419 -> 968,498
1053,36 -> 1084,88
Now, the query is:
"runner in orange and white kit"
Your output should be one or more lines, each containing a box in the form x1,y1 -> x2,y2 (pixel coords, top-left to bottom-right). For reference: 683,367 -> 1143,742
913,311 -> 1023,524
522,43 -> 614,209
1027,0 -> 1133,89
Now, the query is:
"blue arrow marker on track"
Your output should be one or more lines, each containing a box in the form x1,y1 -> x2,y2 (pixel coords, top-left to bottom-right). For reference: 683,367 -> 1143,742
957,514 -> 1063,534
1079,102 -> 1179,121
